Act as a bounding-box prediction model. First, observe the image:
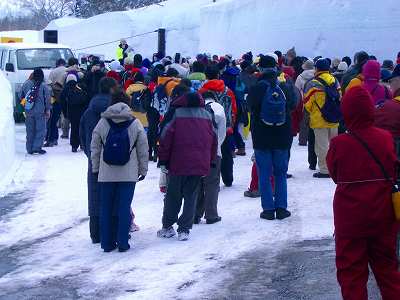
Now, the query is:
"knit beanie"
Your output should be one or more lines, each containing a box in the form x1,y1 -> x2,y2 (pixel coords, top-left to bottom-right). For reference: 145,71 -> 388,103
66,74 -> 78,83
337,61 -> 348,72
302,60 -> 314,71
315,58 -> 330,72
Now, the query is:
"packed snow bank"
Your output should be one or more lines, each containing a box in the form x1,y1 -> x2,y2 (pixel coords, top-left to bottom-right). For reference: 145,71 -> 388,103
199,0 -> 400,60
0,72 -> 16,191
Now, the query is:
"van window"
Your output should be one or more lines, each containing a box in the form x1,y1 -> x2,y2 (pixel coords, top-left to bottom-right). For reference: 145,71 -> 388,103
16,48 -> 74,70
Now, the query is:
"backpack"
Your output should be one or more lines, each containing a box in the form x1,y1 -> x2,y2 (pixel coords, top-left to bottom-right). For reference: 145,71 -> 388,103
151,79 -> 174,117
235,77 -> 249,127
315,77 -> 342,123
102,119 -> 136,166
23,83 -> 41,112
191,80 -> 204,92
131,88 -> 151,113
67,84 -> 87,107
210,87 -> 233,128
260,81 -> 287,126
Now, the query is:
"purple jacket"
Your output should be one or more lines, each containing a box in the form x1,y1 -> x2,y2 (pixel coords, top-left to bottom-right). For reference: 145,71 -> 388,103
158,92 -> 217,176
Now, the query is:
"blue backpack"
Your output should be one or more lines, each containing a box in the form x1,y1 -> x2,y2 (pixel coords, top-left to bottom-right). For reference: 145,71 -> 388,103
315,77 -> 342,123
24,83 -> 40,112
103,119 -> 136,166
260,81 -> 287,126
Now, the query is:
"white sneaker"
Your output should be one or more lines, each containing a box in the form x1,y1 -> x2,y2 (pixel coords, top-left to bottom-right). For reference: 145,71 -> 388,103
178,231 -> 190,241
157,227 -> 176,238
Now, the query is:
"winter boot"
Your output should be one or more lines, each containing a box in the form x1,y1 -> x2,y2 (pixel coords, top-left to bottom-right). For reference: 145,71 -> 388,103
235,148 -> 246,156
260,210 -> 275,220
276,208 -> 291,220
206,216 -> 222,224
177,231 -> 190,241
244,189 -> 261,198
313,172 -> 330,178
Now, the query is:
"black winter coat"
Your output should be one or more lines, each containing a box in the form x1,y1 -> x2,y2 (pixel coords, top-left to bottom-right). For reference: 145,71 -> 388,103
248,73 -> 297,150
60,81 -> 89,121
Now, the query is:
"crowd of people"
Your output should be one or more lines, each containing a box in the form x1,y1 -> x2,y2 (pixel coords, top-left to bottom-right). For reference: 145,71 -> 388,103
19,39 -> 400,299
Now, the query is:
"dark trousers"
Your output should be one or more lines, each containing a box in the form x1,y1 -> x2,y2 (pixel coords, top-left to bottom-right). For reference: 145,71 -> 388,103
233,122 -> 245,150
46,102 -> 61,143
308,128 -> 317,169
221,136 -> 234,186
100,182 -> 135,251
147,108 -> 160,158
196,157 -> 221,220
336,233 -> 400,300
69,114 -> 82,150
162,175 -> 201,233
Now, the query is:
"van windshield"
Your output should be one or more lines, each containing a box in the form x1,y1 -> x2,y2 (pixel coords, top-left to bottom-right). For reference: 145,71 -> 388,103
16,48 -> 74,70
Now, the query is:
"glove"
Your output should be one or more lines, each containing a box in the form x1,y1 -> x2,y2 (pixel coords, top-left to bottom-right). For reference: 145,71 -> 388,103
138,175 -> 146,182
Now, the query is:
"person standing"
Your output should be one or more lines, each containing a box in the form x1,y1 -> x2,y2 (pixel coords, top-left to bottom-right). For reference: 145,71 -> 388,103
60,74 -> 89,152
45,58 -> 67,147
80,77 -> 118,243
20,68 -> 51,155
304,59 -> 341,178
91,89 -> 148,252
195,90 -> 227,225
157,86 -> 217,241
247,54 -> 297,220
327,86 -> 400,300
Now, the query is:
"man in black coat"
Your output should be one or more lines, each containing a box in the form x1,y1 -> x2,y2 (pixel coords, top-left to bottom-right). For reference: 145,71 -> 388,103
79,77 -> 118,243
248,54 -> 297,221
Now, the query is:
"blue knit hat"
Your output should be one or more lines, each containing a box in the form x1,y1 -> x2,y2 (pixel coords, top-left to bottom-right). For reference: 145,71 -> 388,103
315,58 -> 330,71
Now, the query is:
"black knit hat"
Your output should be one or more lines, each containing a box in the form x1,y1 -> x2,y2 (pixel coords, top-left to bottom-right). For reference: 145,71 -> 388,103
315,58 -> 330,71
259,55 -> 276,68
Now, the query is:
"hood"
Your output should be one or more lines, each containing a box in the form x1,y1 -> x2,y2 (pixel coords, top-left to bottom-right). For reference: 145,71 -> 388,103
171,92 -> 205,108
188,72 -> 206,81
201,79 -> 226,93
341,86 -> 374,131
101,103 -> 134,123
316,71 -> 336,85
300,69 -> 315,80
362,60 -> 381,81
89,94 -> 111,115
109,60 -> 124,72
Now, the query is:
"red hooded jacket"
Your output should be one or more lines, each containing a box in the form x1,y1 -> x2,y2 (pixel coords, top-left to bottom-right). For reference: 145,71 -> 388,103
327,86 -> 399,238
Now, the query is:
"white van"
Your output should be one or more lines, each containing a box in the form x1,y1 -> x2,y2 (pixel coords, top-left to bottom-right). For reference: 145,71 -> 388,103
0,43 -> 74,120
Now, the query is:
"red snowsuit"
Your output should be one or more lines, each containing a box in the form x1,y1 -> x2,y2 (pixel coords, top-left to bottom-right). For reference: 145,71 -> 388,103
327,86 -> 400,300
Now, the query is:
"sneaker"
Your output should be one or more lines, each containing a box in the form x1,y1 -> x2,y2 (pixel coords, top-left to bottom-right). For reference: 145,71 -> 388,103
276,208 -> 291,220
235,149 -> 246,156
206,216 -> 222,224
160,186 -> 167,194
157,227 -> 176,238
177,231 -> 190,241
313,172 -> 330,178
244,190 -> 260,198
193,216 -> 201,225
33,149 -> 47,155
260,210 -> 275,220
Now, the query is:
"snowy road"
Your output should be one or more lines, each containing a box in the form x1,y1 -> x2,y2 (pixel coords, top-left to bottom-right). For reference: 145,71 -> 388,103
0,125 -> 380,299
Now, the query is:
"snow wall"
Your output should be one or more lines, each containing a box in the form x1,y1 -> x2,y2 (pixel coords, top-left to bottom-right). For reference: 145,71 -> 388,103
0,72 -> 16,187
2,0 -> 398,61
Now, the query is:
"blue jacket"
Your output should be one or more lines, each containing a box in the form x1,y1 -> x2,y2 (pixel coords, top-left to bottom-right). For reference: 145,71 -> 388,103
79,93 -> 111,157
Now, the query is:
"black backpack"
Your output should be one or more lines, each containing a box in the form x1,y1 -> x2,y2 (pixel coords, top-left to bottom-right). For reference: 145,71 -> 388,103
315,77 -> 342,123
102,119 -> 136,166
131,88 -> 152,113
151,79 -> 174,116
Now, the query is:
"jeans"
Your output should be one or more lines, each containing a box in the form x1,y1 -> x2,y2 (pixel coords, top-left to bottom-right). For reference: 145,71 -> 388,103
100,182 -> 135,251
46,102 -> 61,143
255,149 -> 289,211
25,114 -> 47,153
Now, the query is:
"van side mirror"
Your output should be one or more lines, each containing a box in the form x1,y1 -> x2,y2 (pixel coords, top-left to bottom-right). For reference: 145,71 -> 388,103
5,63 -> 15,72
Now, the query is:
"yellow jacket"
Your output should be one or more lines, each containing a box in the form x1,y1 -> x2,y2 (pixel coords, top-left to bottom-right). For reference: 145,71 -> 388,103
304,72 -> 341,129
116,47 -> 124,61
345,75 -> 363,93
126,83 -> 149,127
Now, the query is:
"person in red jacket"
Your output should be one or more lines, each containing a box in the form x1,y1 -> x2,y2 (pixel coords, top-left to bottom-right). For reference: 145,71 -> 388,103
327,86 -> 400,300
199,65 -> 237,187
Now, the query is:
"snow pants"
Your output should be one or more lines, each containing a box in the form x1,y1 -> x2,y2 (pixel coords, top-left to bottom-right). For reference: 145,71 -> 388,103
221,136 -> 234,187
314,127 -> 338,174
255,149 -> 288,211
100,182 -> 135,251
196,157 -> 221,220
25,113 -> 46,153
162,175 -> 201,233
336,233 -> 400,300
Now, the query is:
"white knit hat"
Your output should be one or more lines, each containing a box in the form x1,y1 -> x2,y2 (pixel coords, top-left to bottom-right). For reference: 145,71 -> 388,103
66,74 -> 78,83
337,61 -> 348,72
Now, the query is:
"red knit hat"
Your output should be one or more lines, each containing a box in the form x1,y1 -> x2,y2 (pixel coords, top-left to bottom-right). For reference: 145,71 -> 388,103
106,71 -> 121,83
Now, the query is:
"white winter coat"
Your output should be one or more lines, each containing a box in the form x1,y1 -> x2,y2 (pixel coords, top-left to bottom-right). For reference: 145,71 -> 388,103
205,99 -> 226,157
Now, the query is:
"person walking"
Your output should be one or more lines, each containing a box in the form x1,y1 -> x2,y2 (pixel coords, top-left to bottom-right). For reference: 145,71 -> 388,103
80,77 -> 118,243
20,68 -> 51,155
91,89 -> 148,252
327,86 -> 400,300
247,54 -> 297,220
157,85 -> 217,241
304,59 -> 341,178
